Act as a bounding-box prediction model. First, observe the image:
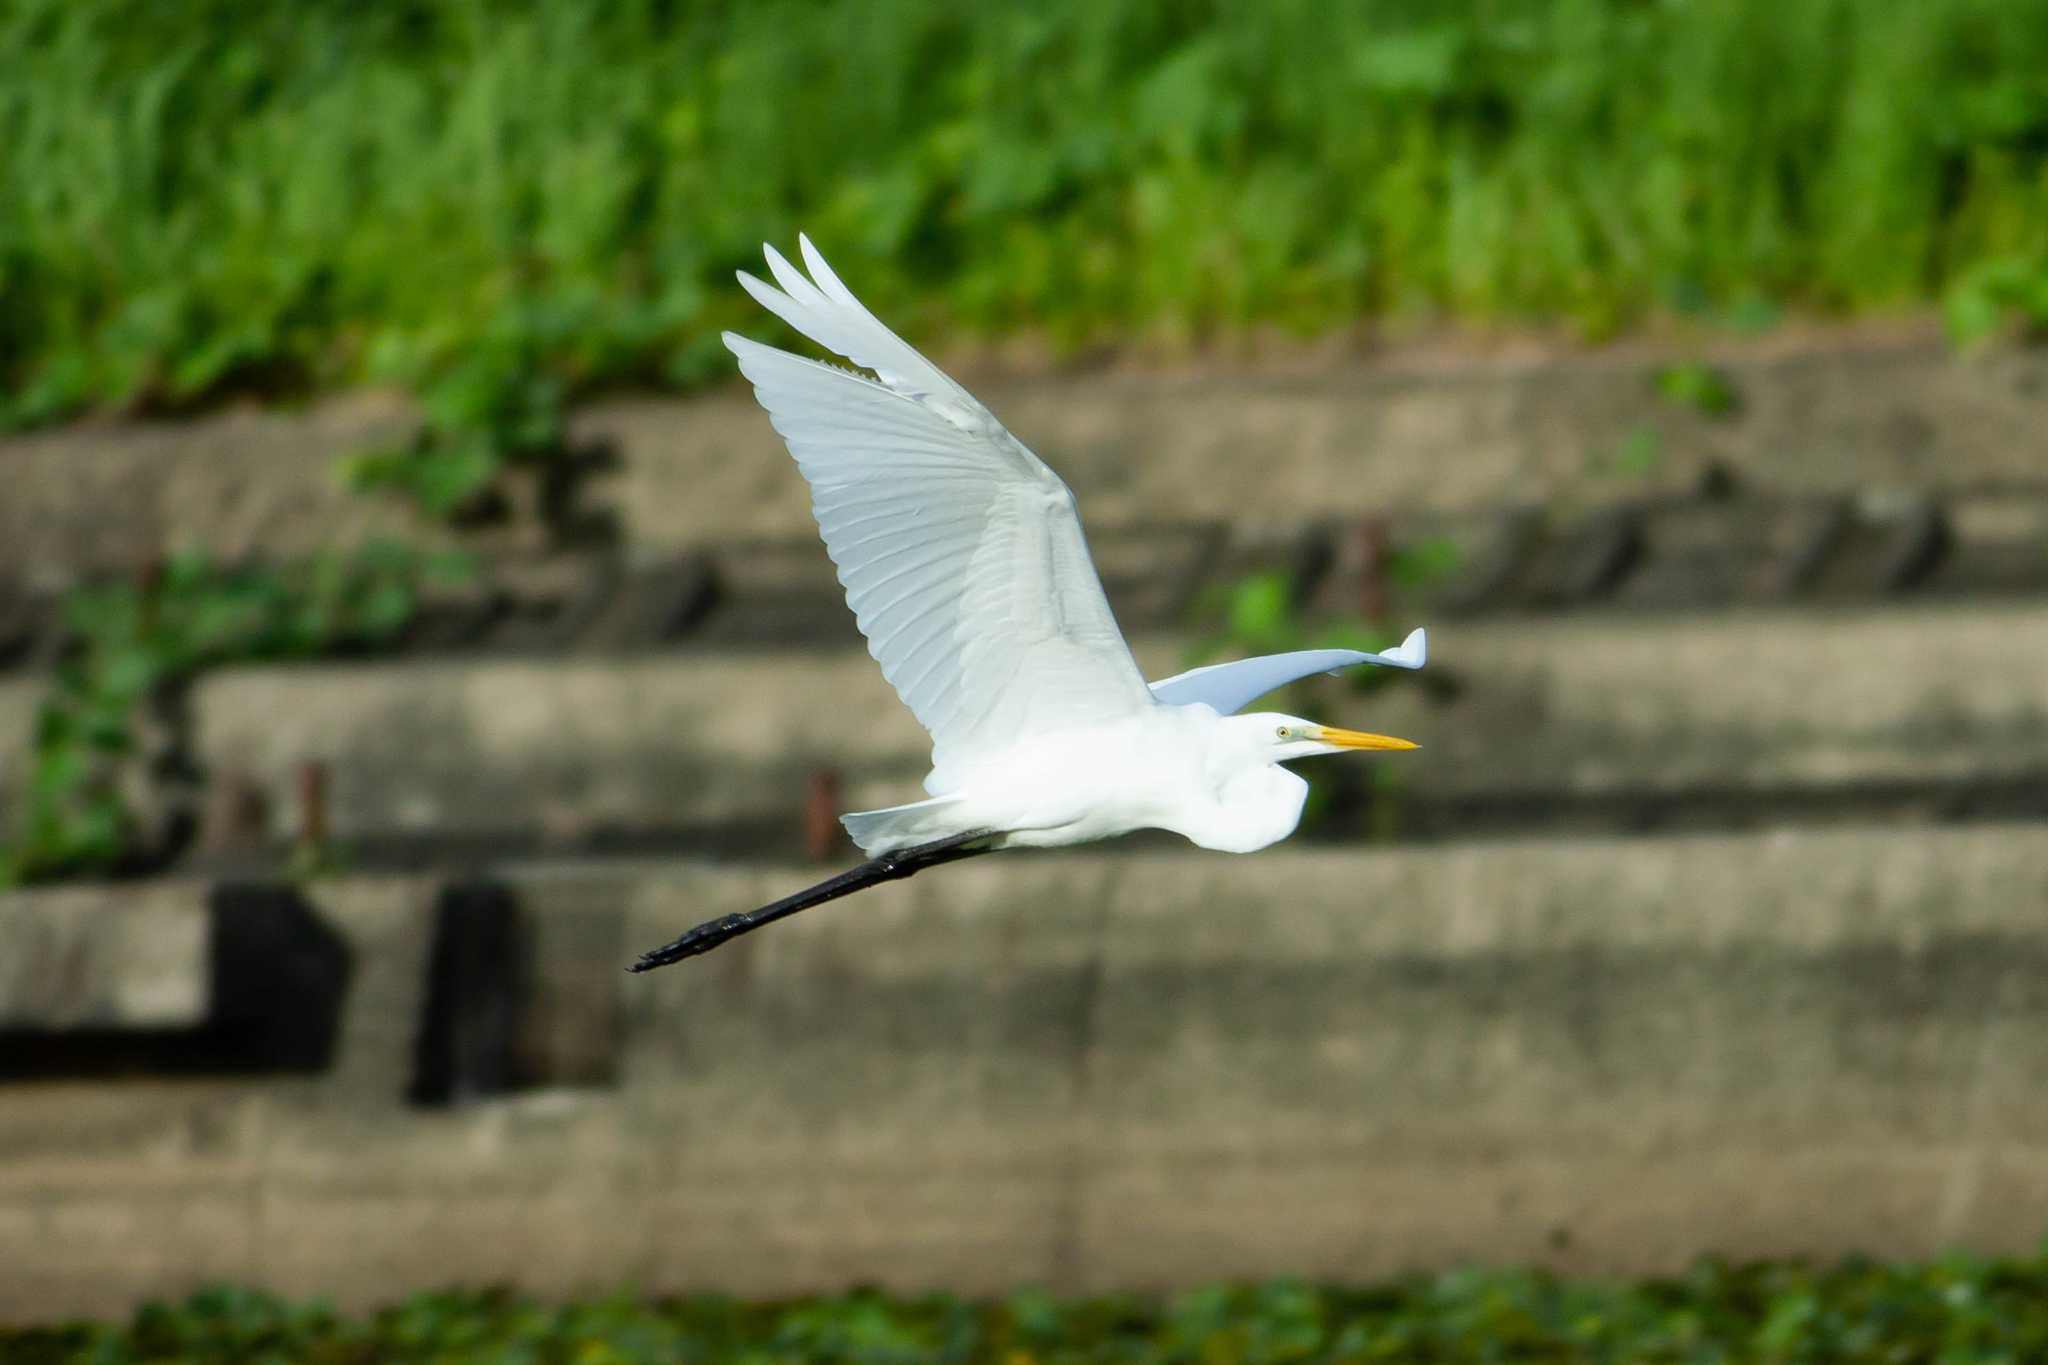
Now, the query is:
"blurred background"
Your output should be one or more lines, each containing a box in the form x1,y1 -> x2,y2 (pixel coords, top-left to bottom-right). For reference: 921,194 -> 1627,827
4,0 -> 2048,1355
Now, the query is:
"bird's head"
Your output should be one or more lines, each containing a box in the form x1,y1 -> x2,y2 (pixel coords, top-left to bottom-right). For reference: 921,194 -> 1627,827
1240,712 -> 1418,762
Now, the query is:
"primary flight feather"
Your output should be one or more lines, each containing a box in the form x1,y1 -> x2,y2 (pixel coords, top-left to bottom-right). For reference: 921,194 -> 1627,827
631,237 -> 1426,971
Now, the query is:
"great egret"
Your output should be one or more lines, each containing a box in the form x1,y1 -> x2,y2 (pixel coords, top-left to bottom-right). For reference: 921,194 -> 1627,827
630,237 -> 1426,971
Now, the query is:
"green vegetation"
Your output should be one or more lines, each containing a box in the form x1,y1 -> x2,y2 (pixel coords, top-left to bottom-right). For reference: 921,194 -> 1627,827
338,305 -> 581,524
1653,363 -> 1740,418
0,547 -> 462,887
5,0 -> 2048,437
9,1256 -> 2048,1362
1586,426 -> 1664,481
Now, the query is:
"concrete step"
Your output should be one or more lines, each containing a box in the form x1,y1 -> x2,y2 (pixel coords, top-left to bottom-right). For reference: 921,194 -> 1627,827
2,340 -> 2043,584
178,601 -> 2048,858
1,824 -> 2044,1314
4,482 -> 2046,682
0,883 -> 208,1030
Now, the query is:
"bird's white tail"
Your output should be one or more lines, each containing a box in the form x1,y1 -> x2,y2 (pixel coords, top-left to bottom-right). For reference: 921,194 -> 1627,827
840,795 -> 973,856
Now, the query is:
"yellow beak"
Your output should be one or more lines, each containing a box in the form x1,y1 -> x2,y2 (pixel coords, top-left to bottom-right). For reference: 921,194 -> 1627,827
1311,725 -> 1419,751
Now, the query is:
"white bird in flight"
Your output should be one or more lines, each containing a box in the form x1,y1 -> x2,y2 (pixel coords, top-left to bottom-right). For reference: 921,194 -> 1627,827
632,237 -> 1426,971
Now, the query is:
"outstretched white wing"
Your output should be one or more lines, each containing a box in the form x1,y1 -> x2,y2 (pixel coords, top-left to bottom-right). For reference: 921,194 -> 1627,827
725,237 -> 1156,791
1147,629 -> 1428,714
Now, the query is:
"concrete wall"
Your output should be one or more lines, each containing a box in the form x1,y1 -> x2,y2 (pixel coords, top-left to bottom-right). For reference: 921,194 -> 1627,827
186,603 -> 2048,848
3,344 -> 2045,1321
0,679 -> 38,844
4,825 -> 2046,1318
4,342 -> 2045,578
588,341 -> 2048,550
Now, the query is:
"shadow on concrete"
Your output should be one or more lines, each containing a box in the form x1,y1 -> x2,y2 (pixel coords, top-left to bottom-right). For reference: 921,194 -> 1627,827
0,884 -> 353,1079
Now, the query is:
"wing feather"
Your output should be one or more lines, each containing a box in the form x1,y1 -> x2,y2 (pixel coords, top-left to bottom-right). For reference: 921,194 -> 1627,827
1146,632 -> 1429,714
724,240 -> 1154,788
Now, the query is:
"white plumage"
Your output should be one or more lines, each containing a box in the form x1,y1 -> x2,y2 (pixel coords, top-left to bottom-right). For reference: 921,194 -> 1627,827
723,236 -> 1427,858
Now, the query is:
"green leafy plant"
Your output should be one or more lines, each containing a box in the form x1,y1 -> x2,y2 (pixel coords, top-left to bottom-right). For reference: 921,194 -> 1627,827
4,0 -> 2048,441
344,355 -> 566,521
1945,256 -> 2048,344
1587,426 -> 1665,481
341,293 -> 659,525
10,1253 -> 2048,1362
1654,362 -> 1741,417
0,545 -> 464,886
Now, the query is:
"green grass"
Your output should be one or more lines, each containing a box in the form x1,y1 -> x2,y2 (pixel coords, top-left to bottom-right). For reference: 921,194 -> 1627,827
8,1257 -> 2048,1363
4,0 -> 2048,430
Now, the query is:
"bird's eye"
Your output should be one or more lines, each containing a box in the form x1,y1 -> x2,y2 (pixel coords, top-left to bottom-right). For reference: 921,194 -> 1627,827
1275,725 -> 1290,739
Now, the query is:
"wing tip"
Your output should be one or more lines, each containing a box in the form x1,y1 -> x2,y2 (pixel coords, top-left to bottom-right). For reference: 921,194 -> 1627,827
735,268 -> 782,302
1387,627 -> 1428,669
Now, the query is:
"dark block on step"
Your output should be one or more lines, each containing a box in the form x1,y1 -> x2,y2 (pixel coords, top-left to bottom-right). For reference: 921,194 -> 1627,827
0,883 -> 351,1078
575,553 -> 721,651
409,881 -> 526,1105
1797,496 -> 1951,598
1503,506 -> 1645,608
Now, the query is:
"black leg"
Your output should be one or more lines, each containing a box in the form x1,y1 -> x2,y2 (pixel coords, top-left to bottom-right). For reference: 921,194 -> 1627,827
626,829 -> 1000,973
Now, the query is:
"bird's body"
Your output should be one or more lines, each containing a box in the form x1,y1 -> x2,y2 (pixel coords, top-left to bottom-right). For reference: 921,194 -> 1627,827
630,237 -> 1427,971
850,704 -> 1313,856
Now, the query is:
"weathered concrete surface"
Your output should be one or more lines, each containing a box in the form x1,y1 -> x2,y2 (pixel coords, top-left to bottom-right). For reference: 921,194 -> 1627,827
0,393 -> 425,586
2,825 -> 2046,1317
0,678 -> 38,842
184,602 -> 2048,848
588,342 -> 2048,552
0,883 -> 207,1029
2,342 -> 2044,579
0,875 -> 440,1313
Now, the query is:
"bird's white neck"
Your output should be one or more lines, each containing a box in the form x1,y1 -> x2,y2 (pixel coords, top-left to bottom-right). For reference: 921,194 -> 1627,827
1170,716 -> 1314,853
1182,759 -> 1310,853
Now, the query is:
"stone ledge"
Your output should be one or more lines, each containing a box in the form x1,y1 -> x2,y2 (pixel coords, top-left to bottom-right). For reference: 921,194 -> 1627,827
181,602 -> 2048,855
0,824 -> 2043,1315
0,883 -> 208,1030
2,341 -> 2043,584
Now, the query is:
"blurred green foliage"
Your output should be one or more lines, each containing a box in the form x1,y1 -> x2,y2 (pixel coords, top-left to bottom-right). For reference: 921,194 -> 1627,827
4,0 -> 2048,440
340,302 -> 582,520
1586,425 -> 1664,481
1653,362 -> 1740,418
0,546 -> 464,886
10,1255 -> 2048,1362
